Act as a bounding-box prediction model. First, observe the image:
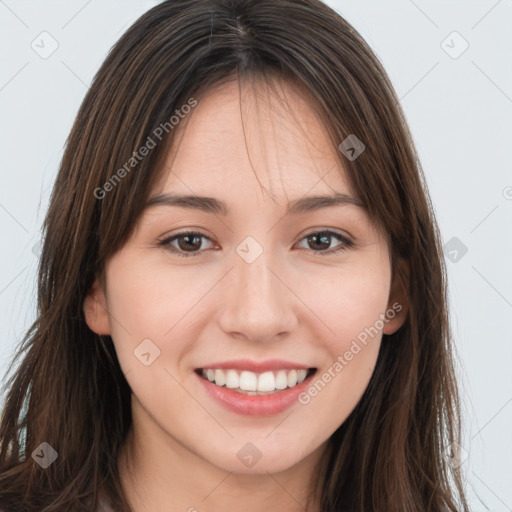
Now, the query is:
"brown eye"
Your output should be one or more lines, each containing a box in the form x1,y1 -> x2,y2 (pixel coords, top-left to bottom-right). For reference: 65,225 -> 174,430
158,229 -> 354,258
297,230 -> 354,255
175,234 -> 203,252
158,231 -> 214,258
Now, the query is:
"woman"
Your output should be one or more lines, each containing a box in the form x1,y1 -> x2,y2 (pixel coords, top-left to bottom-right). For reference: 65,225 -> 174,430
0,0 -> 469,510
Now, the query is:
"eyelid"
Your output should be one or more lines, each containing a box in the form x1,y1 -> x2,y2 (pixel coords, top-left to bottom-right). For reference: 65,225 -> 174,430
299,227 -> 353,243
157,229 -> 215,250
295,228 -> 355,254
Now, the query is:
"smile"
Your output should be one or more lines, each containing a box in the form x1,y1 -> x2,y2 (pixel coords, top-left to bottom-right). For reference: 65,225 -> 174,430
194,358 -> 318,416
197,368 -> 316,395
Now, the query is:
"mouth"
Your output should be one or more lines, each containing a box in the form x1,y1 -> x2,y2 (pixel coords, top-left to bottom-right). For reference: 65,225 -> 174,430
194,367 -> 318,396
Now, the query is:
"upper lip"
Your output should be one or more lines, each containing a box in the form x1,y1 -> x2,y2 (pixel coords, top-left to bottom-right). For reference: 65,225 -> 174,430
196,359 -> 315,373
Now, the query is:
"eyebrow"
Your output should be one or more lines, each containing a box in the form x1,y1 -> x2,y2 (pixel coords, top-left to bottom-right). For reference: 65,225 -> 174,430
144,192 -> 365,216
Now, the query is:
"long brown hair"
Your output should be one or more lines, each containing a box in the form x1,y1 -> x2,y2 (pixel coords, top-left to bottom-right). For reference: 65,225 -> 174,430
0,0 -> 469,510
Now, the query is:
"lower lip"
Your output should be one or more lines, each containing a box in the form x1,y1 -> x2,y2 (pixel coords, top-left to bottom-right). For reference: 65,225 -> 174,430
195,370 -> 316,417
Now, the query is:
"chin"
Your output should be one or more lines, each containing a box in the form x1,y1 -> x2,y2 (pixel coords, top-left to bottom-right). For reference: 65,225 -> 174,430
205,440 -> 314,475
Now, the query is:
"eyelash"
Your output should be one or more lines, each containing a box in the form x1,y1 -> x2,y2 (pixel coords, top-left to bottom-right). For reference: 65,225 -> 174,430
157,229 -> 355,258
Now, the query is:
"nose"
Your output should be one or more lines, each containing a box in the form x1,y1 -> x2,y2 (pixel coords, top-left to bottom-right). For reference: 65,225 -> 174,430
216,247 -> 298,343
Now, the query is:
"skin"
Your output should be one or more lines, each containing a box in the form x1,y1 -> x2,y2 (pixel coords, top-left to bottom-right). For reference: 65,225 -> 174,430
84,77 -> 408,512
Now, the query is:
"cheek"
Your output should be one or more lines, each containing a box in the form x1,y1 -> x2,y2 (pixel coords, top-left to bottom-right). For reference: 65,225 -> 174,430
103,256 -> 210,372
294,258 -> 390,406
107,248 -> 209,318
299,258 -> 390,344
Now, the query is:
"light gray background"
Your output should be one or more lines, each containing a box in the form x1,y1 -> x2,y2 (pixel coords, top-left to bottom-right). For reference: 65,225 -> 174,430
1,1 -> 511,510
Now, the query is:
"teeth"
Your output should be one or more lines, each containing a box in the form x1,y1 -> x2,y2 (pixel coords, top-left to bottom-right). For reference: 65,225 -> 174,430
240,371 -> 258,391
200,368 -> 310,392
287,370 -> 298,387
225,369 -> 239,389
275,370 -> 288,390
214,369 -> 225,386
257,371 -> 275,392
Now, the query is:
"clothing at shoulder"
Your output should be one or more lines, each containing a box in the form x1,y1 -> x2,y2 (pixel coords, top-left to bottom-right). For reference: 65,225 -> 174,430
98,500 -> 115,512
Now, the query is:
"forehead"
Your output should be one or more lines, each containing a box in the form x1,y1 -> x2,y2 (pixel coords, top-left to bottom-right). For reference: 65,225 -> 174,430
153,76 -> 353,202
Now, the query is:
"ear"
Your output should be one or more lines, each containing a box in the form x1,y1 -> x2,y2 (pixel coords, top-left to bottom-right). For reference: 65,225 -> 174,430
83,276 -> 111,335
383,259 -> 409,335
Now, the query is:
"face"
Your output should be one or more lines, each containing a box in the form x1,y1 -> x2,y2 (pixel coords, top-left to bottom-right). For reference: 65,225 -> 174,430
84,77 -> 406,476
